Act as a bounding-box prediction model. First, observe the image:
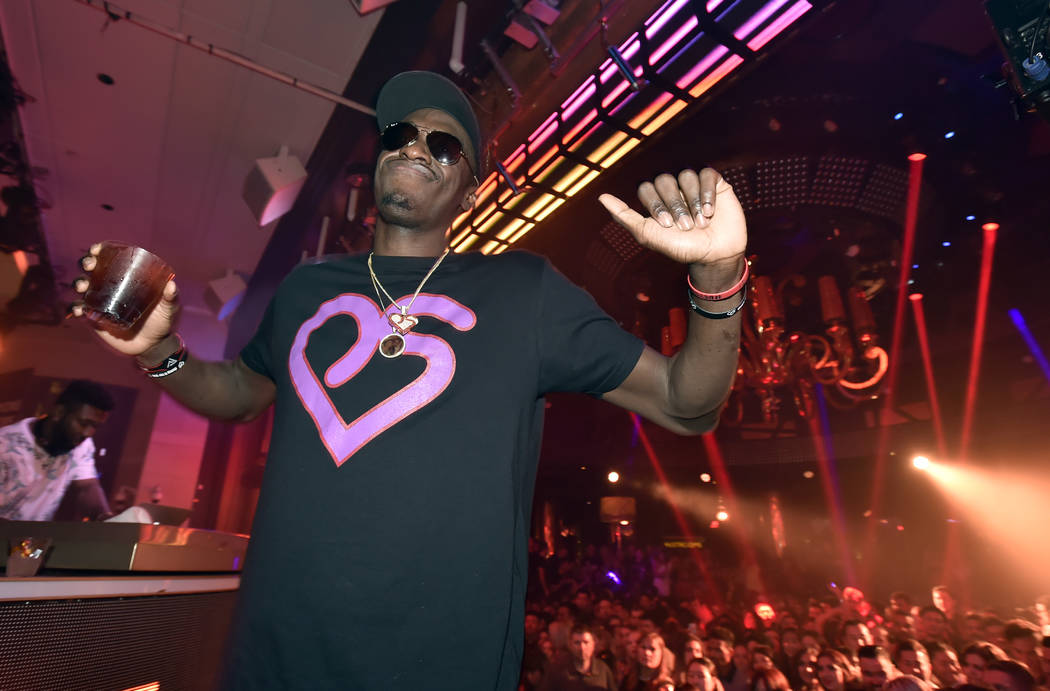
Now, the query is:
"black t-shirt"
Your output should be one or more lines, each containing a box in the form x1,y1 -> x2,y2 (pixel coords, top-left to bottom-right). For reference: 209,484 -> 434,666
227,250 -> 643,690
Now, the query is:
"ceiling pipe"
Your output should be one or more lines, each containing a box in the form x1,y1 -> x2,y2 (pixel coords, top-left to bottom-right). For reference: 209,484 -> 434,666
72,0 -> 376,117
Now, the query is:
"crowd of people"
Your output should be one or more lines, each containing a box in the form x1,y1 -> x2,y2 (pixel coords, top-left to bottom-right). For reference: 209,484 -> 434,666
521,542 -> 1050,691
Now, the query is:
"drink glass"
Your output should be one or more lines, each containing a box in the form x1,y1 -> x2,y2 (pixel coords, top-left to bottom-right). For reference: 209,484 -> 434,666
82,242 -> 175,333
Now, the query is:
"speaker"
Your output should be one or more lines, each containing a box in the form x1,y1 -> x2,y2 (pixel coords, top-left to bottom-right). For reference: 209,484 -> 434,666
242,146 -> 307,227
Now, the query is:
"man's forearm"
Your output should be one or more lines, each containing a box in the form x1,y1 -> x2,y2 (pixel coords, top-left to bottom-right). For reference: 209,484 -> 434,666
136,334 -> 274,422
666,254 -> 745,420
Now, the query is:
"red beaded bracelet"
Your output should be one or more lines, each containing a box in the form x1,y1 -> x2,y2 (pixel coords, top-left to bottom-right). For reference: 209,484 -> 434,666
687,258 -> 750,301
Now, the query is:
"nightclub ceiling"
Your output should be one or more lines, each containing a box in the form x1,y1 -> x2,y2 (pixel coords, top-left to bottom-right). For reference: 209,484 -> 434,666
2,0 -> 1048,480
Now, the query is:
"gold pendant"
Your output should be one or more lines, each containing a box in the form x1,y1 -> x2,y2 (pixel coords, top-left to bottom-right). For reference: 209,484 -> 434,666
379,332 -> 406,358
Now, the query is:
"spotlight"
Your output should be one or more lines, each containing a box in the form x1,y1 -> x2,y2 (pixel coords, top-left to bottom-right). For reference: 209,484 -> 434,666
803,470 -> 815,479
942,241 -> 951,247
709,520 -> 720,529
618,519 -> 629,526
908,152 -> 927,161
893,112 -> 903,120
912,455 -> 931,470
715,509 -> 729,522
700,473 -> 712,483
966,215 -> 976,221
982,222 -> 1000,232
944,131 -> 956,139
607,471 -> 620,483
606,570 -> 622,585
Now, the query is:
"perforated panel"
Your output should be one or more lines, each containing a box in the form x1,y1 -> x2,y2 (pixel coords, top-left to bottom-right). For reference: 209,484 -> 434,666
0,591 -> 236,691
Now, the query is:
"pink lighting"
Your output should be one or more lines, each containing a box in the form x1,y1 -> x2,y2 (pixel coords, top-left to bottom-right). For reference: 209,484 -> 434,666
689,55 -> 744,98
863,152 -> 925,587
960,223 -> 998,459
676,46 -> 730,90
602,79 -> 633,109
909,293 -> 946,457
451,0 -> 812,252
746,0 -> 812,50
527,115 -> 559,154
601,37 -> 641,83
734,0 -> 793,41
646,0 -> 691,40
560,79 -> 596,122
650,16 -> 699,66
562,108 -> 598,145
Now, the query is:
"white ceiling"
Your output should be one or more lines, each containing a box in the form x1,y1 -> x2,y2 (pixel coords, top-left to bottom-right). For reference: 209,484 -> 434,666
0,0 -> 383,309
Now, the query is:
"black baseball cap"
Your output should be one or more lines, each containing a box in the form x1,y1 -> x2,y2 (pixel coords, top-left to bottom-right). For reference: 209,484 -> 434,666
376,71 -> 482,175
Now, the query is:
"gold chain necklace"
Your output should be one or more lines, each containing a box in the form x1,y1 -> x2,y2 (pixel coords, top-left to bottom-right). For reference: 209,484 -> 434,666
367,248 -> 450,358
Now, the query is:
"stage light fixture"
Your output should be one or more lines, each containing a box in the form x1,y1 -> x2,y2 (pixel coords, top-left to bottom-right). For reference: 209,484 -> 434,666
944,131 -> 956,139
715,509 -> 729,522
912,455 -> 931,470
607,471 -> 620,483
893,112 -> 903,120
700,473 -> 712,483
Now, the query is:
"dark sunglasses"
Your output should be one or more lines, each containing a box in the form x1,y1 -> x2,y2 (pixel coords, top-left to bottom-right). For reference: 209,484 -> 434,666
380,121 -> 475,175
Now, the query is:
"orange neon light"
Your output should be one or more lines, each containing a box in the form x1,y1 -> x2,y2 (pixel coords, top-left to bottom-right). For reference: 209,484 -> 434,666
600,137 -> 642,169
588,132 -> 629,165
553,164 -> 589,193
451,227 -> 472,246
688,55 -> 743,98
562,108 -> 599,145
566,169 -> 602,197
535,158 -> 569,184
474,173 -> 499,207
508,222 -> 536,244
455,234 -> 480,252
451,208 -> 471,231
523,193 -> 557,219
503,146 -> 527,174
629,92 -> 673,130
476,211 -> 507,235
567,122 -> 603,153
641,98 -> 688,136
496,218 -> 526,241
535,198 -> 566,222
528,145 -> 560,177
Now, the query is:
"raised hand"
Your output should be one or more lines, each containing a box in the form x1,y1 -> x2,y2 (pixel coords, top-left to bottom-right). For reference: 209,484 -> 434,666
71,244 -> 180,359
598,167 -> 746,267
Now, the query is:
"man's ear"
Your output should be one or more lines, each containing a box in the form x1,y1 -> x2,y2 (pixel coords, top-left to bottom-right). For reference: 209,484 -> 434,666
460,188 -> 477,212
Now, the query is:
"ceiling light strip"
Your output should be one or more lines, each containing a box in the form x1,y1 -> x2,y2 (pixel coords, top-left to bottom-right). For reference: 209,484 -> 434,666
456,0 -> 810,252
746,0 -> 811,50
646,0 -> 691,39
650,16 -> 700,66
733,0 -> 793,41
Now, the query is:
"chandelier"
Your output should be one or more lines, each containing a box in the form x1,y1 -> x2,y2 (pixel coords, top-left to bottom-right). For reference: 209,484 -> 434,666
726,269 -> 889,426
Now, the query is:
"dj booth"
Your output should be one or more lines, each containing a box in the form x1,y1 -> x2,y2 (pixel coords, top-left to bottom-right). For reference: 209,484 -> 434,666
0,520 -> 248,691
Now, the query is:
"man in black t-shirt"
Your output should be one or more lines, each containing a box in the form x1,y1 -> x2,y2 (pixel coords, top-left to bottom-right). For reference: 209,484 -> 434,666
75,71 -> 748,689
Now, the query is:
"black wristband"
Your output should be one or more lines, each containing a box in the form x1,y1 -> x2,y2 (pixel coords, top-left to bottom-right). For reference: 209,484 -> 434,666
139,335 -> 187,378
687,282 -> 748,319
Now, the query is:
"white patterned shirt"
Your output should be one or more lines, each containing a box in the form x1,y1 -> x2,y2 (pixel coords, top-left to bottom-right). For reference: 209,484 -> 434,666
0,418 -> 99,521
